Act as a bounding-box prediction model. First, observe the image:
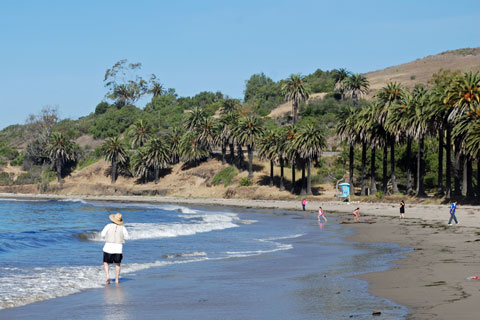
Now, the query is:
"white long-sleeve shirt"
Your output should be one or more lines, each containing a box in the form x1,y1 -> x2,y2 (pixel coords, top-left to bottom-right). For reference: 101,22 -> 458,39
101,223 -> 129,254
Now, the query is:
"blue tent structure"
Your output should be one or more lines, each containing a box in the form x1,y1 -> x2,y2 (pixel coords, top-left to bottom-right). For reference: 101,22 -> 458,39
337,182 -> 350,201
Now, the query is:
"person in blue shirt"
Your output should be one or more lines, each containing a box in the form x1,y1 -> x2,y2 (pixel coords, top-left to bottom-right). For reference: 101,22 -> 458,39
448,201 -> 459,225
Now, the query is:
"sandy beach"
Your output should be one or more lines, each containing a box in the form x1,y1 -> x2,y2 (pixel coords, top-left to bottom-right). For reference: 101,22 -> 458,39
1,192 -> 480,319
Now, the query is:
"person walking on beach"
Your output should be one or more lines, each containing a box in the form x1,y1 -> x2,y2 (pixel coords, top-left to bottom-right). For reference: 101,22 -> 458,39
400,200 -> 405,219
101,213 -> 129,284
352,207 -> 360,222
318,206 -> 327,222
448,201 -> 459,226
301,199 -> 307,211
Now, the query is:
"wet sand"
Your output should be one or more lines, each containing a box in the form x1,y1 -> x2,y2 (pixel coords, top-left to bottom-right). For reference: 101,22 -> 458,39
1,192 -> 480,319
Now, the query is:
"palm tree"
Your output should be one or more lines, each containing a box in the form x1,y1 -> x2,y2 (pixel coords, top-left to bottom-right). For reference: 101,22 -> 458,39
145,138 -> 171,184
427,70 -> 461,197
149,81 -> 164,97
376,82 -> 404,194
336,107 -> 360,193
179,131 -> 209,164
129,119 -> 151,148
281,74 -> 310,124
407,86 -> 431,197
284,124 -> 299,194
185,106 -> 207,131
167,127 -> 182,164
344,74 -> 369,108
294,124 -> 327,195
102,137 -> 127,183
47,132 -> 77,182
220,99 -> 239,115
257,129 -> 279,187
445,71 -> 480,197
332,68 -> 352,100
131,147 -> 150,183
355,106 -> 374,195
363,103 -> 386,195
386,91 -> 416,195
232,116 -> 264,179
195,117 -> 217,157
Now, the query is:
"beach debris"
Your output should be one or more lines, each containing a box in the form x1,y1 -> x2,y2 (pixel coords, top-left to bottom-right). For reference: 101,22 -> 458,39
467,276 -> 479,280
372,311 -> 382,316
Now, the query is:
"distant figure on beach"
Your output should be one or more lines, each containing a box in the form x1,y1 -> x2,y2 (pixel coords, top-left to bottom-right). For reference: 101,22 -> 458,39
101,213 -> 129,284
318,206 -> 327,222
352,207 -> 360,222
448,201 -> 459,226
302,199 -> 307,211
400,200 -> 405,219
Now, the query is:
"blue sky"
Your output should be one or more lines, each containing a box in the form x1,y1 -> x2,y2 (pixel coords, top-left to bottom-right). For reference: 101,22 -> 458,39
0,0 -> 478,129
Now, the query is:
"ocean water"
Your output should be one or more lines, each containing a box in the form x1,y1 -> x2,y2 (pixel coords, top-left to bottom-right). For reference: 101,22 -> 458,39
0,199 -> 408,319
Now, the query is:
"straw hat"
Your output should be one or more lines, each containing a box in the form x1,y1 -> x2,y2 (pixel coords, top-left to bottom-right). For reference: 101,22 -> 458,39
109,213 -> 124,225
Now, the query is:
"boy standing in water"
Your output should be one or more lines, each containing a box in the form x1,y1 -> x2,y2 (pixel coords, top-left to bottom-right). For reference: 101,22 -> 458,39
318,207 -> 327,222
448,201 -> 459,226
101,213 -> 129,284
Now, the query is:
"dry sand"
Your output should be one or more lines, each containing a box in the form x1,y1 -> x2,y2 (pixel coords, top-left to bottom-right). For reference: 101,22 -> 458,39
1,192 -> 480,319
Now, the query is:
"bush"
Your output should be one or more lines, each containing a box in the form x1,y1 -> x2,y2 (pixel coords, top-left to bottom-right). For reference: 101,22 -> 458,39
376,191 -> 384,200
0,172 -> 14,186
211,166 -> 238,187
239,177 -> 253,186
10,152 -> 25,166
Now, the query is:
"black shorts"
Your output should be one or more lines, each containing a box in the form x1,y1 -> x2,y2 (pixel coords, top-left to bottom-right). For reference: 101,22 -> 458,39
103,252 -> 123,264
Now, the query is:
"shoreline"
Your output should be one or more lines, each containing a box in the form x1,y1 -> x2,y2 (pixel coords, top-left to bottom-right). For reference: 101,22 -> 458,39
2,192 -> 480,319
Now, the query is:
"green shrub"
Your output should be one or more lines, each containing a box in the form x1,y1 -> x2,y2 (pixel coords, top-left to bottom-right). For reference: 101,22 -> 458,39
376,191 -> 384,200
10,152 -> 25,166
0,172 -> 13,185
239,177 -> 253,186
211,166 -> 238,187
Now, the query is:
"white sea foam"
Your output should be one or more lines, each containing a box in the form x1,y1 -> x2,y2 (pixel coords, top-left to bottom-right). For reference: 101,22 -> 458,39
59,198 -> 88,204
82,212 -> 240,241
225,233 -> 303,258
0,258 -> 206,310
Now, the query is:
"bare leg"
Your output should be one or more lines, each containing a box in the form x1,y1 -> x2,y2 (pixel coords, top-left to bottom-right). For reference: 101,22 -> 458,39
104,262 -> 110,284
323,216 -> 328,222
115,263 -> 121,283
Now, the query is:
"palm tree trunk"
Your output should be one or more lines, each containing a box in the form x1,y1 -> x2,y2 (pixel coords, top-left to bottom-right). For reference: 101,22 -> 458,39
406,138 -> 413,195
237,143 -> 244,169
307,158 -> 312,195
437,129 -> 444,196
291,159 -> 296,194
454,141 -> 461,196
154,167 -> 159,184
467,159 -> 474,198
269,160 -> 274,187
445,126 -> 452,198
229,143 -> 235,164
111,154 -> 117,183
247,145 -> 253,178
349,143 -> 354,193
383,143 -> 388,193
221,143 -> 227,165
462,155 -> 467,196
477,159 -> 480,198
361,141 -> 366,196
416,137 -> 427,197
279,158 -> 285,191
300,160 -> 306,195
370,147 -> 377,194
390,136 -> 398,194
352,91 -> 358,108
56,157 -> 62,182
292,101 -> 298,124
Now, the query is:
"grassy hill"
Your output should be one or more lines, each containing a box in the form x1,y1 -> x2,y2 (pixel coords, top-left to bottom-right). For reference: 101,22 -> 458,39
365,47 -> 480,95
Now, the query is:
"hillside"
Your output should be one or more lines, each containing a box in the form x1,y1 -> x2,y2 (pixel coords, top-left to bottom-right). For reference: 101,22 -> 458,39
365,47 -> 480,95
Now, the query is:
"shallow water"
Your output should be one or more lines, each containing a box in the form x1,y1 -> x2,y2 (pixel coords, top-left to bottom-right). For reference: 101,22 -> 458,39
0,199 -> 408,319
